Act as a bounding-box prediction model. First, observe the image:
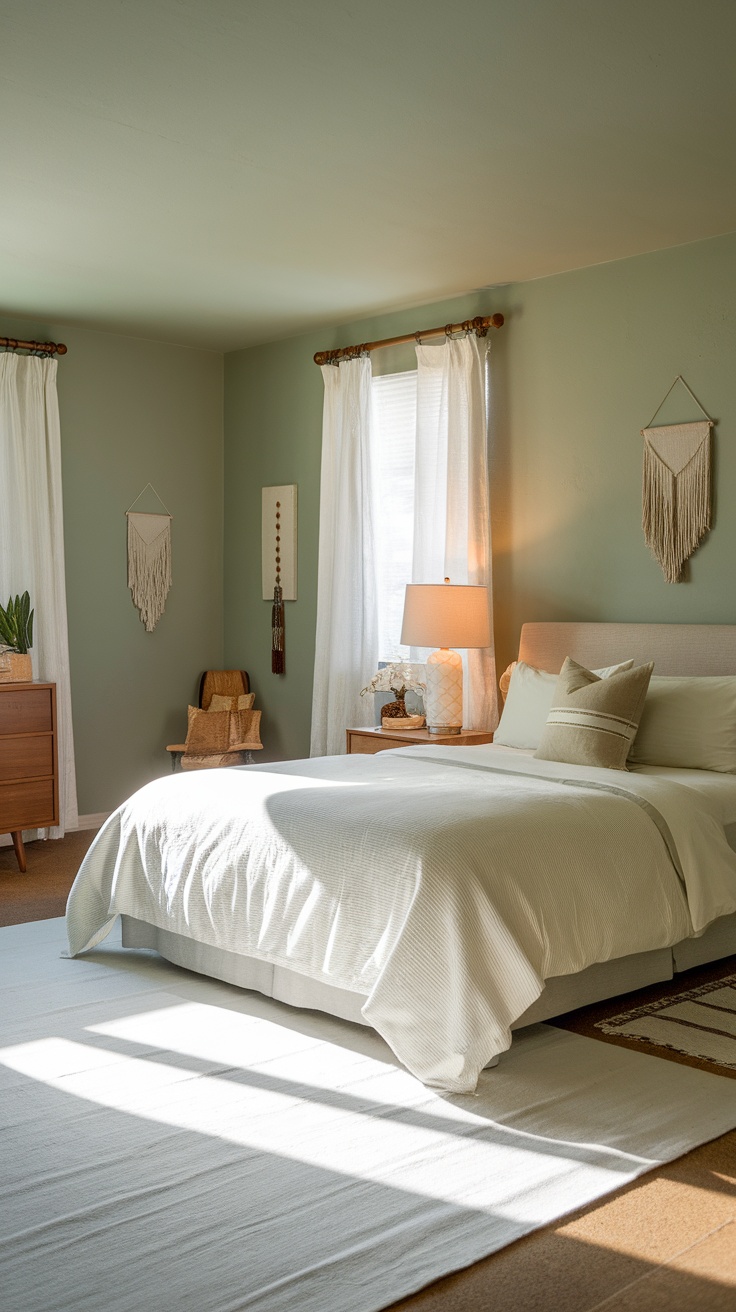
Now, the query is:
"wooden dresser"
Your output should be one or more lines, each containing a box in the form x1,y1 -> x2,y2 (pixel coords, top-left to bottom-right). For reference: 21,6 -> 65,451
0,682 -> 58,872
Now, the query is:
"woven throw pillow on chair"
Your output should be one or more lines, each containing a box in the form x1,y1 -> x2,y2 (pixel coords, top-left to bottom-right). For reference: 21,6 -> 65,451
182,706 -> 261,769
208,692 -> 256,712
186,706 -> 231,754
228,708 -> 262,749
200,670 -> 249,710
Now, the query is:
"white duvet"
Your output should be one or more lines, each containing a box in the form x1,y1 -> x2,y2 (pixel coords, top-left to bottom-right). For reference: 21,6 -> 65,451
66,745 -> 736,1093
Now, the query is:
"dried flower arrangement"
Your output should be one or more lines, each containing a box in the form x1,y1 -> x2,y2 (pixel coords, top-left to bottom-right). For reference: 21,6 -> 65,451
361,661 -> 426,726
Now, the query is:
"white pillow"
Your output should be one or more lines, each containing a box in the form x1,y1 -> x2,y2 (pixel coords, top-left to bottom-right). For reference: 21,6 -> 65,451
495,658 -> 634,750
628,676 -> 736,772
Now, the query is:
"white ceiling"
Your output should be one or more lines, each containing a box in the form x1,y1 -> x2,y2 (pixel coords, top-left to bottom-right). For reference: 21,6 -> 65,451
2,0 -> 736,351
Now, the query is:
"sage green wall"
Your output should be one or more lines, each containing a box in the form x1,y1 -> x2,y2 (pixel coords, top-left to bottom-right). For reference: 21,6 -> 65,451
224,230 -> 736,759
493,230 -> 736,670
0,316 -> 224,813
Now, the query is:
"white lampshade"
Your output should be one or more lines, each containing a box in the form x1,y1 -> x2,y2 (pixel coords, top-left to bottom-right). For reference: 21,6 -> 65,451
400,583 -> 491,650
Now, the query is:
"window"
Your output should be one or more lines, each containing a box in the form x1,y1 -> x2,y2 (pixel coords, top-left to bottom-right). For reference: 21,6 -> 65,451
312,337 -> 493,756
372,370 -> 416,663
372,363 -> 447,663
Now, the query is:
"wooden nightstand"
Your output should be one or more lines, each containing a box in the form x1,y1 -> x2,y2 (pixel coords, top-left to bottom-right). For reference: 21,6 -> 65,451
346,726 -> 494,755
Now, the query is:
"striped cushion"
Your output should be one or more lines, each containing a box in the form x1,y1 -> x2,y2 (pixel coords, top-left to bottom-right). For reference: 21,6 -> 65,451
534,657 -> 654,770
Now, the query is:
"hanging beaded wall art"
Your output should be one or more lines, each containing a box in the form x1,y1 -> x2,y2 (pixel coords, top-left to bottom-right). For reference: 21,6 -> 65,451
262,485 -> 297,674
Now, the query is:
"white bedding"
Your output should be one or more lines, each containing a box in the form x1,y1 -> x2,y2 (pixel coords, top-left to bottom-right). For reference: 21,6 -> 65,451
66,744 -> 736,1093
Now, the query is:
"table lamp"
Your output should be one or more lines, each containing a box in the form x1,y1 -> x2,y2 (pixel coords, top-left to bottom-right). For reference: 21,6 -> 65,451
400,580 -> 491,733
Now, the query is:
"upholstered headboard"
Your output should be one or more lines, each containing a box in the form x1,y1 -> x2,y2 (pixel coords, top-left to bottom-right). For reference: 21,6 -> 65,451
518,622 -> 736,677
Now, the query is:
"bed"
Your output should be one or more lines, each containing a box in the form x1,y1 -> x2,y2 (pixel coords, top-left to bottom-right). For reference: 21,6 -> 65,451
66,622 -> 736,1093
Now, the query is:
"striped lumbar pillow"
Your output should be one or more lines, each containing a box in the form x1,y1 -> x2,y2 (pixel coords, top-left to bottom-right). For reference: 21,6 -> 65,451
534,657 -> 654,770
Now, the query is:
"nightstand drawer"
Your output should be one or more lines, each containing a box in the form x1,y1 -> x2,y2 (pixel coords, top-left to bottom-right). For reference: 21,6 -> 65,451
0,686 -> 53,735
0,777 -> 56,830
0,734 -> 54,782
347,732 -> 390,755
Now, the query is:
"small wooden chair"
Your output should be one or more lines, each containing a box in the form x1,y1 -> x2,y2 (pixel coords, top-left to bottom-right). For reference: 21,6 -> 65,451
166,670 -> 263,771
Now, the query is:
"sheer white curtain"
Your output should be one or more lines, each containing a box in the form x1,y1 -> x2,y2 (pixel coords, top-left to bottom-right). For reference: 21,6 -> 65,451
0,353 -> 78,835
411,335 -> 497,731
310,358 -> 378,757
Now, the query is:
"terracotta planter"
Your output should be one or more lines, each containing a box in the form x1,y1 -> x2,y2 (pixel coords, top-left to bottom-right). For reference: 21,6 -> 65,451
0,652 -> 32,683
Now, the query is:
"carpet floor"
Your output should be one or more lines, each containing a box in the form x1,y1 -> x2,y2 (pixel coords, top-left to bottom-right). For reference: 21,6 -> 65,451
2,833 -> 735,1310
0,829 -> 96,925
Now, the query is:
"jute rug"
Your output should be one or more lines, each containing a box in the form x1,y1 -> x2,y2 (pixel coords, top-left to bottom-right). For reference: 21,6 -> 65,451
2,918 -> 736,1312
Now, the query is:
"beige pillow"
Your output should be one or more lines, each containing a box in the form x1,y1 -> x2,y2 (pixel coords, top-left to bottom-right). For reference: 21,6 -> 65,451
208,692 -> 255,711
495,658 -> 634,750
535,657 -> 653,770
629,676 -> 736,772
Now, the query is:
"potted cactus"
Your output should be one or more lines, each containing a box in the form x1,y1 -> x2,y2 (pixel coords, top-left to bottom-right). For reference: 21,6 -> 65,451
0,591 -> 34,682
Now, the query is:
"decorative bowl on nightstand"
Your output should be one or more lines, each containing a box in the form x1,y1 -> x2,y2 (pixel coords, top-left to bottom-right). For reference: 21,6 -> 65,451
381,714 -> 425,729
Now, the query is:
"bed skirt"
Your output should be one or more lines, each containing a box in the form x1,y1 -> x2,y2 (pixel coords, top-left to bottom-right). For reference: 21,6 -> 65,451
121,913 -> 736,1034
121,916 -> 370,1025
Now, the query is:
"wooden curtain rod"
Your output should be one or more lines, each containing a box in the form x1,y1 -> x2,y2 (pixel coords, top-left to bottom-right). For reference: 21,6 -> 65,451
313,313 -> 504,366
0,336 -> 68,356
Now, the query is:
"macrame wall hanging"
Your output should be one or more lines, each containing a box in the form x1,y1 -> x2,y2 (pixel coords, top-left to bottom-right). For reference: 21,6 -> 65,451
641,376 -> 714,583
126,484 -> 173,632
262,485 -> 297,674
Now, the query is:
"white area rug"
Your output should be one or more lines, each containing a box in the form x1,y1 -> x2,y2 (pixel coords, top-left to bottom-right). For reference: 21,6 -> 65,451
598,973 -> 736,1070
2,919 -> 735,1312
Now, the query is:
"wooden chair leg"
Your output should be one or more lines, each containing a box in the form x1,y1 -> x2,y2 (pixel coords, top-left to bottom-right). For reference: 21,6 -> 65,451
11,830 -> 27,873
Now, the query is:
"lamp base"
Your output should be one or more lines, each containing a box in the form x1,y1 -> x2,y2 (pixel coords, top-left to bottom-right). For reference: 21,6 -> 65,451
425,647 -> 463,734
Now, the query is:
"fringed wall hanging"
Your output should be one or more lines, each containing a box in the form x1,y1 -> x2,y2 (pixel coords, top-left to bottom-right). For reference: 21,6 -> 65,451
262,485 -> 297,674
271,582 -> 285,674
641,377 -> 714,583
126,484 -> 173,631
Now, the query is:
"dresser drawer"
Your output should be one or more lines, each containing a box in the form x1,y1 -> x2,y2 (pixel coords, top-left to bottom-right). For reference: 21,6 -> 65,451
0,734 -> 54,782
0,687 -> 53,735
0,778 -> 56,830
